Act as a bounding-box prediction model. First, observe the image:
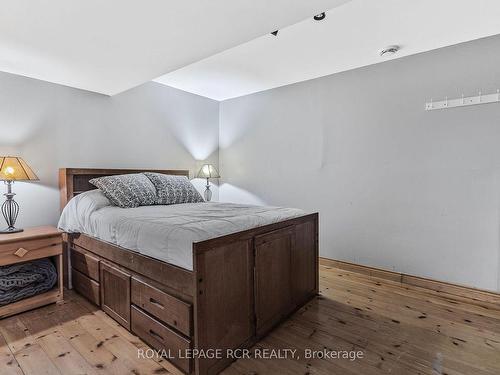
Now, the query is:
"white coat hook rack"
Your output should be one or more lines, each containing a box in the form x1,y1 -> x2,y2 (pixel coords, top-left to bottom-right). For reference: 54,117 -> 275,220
425,89 -> 500,111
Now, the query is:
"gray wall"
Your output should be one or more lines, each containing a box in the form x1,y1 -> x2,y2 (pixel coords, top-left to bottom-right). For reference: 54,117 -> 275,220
2,34 -> 499,293
0,73 -> 220,228
219,35 -> 500,292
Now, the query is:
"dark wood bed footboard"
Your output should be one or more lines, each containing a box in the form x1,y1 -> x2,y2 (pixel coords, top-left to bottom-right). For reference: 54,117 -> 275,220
193,213 -> 318,375
60,168 -> 319,375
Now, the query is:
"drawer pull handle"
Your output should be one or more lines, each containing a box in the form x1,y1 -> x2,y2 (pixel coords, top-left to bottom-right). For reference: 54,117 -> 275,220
14,248 -> 29,257
149,297 -> 164,309
149,329 -> 164,342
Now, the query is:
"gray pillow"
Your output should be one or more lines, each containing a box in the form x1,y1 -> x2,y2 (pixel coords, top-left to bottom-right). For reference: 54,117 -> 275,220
144,172 -> 204,205
89,173 -> 157,208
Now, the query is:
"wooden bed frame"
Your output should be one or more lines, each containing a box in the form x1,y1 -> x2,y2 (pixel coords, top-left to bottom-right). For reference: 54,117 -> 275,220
59,168 -> 319,375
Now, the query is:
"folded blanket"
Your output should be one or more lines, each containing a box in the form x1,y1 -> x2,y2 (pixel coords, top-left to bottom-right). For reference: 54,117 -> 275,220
0,259 -> 57,306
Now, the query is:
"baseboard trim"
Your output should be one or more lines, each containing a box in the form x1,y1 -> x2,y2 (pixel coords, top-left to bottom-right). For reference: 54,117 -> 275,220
320,257 -> 500,306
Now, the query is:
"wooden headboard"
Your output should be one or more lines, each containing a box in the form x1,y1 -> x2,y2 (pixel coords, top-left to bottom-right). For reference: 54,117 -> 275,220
59,168 -> 190,210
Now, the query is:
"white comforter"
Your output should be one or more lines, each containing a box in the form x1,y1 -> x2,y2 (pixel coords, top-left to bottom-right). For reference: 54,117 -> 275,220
58,190 -> 306,270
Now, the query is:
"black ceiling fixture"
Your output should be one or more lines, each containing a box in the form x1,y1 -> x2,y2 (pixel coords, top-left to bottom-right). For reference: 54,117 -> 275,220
271,30 -> 279,36
313,12 -> 326,21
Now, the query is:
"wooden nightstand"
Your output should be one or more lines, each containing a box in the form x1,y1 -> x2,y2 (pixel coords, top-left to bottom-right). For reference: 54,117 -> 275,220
0,226 -> 63,318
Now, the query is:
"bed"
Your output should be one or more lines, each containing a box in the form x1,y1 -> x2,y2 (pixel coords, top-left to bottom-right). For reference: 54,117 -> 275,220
59,168 -> 319,375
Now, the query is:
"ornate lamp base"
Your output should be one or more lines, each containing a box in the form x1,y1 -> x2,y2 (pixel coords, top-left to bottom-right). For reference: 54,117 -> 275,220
204,178 -> 213,201
1,181 -> 23,235
204,186 -> 212,201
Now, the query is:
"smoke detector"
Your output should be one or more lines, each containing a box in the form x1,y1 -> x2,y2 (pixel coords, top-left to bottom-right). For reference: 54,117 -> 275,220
379,45 -> 400,57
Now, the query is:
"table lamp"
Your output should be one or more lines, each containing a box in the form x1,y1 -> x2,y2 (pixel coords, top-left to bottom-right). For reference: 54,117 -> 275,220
197,164 -> 220,202
0,157 -> 39,233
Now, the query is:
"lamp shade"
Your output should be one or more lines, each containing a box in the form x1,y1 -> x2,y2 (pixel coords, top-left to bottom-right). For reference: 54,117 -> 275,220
197,164 -> 220,179
0,157 -> 39,181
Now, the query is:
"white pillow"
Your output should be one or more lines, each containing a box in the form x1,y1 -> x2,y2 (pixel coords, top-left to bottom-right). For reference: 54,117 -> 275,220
58,189 -> 111,233
74,189 -> 111,212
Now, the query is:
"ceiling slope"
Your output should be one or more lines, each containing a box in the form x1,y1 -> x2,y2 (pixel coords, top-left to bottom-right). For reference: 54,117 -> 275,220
155,0 -> 500,101
0,0 -> 347,95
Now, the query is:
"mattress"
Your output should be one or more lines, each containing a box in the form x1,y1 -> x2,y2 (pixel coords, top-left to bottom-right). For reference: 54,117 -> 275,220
58,190 -> 306,270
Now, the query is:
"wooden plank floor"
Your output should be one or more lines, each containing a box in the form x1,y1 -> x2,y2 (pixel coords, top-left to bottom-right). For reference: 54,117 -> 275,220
1,265 -> 499,375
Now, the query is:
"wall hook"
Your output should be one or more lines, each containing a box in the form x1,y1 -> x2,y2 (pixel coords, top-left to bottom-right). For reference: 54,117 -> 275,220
426,89 -> 500,111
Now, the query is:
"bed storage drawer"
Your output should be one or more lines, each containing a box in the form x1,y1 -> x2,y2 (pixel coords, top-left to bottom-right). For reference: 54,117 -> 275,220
71,246 -> 100,281
131,305 -> 191,374
72,268 -> 100,305
131,278 -> 192,336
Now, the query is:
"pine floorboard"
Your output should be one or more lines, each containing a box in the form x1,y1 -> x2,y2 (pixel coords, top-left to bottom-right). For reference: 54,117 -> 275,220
0,265 -> 498,374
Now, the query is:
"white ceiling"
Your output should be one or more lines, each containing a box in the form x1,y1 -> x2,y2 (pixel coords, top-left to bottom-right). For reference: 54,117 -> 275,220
155,0 -> 500,101
0,0 -> 346,95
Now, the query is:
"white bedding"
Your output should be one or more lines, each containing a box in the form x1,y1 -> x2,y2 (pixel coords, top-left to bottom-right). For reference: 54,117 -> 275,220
58,190 -> 306,270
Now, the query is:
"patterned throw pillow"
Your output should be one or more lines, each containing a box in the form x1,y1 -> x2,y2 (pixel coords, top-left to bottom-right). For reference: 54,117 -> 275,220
144,172 -> 204,205
89,173 -> 157,208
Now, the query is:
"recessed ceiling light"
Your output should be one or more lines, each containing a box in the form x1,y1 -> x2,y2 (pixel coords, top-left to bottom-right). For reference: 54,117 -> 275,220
379,45 -> 400,56
313,12 -> 326,21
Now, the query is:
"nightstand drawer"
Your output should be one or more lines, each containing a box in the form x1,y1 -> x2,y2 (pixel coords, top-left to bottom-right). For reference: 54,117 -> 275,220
0,236 -> 62,266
